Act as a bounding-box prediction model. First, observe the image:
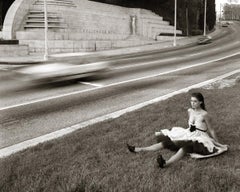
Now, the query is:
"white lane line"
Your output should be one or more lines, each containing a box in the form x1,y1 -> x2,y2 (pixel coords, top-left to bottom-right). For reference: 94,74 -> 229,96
78,81 -> 104,87
1,69 -> 239,158
211,41 -> 238,52
187,52 -> 203,57
0,51 -> 239,111
113,57 -> 179,70
212,48 -> 221,51
114,41 -> 240,70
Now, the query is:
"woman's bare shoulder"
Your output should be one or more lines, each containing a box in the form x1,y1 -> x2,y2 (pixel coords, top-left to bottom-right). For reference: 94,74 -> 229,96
202,110 -> 209,118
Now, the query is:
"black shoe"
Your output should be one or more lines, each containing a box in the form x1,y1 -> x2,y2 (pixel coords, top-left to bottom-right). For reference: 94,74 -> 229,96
127,144 -> 136,153
157,154 -> 166,168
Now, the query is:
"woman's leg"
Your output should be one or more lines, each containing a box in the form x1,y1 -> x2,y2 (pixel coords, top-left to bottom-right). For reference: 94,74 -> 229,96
165,147 -> 186,166
135,142 -> 164,152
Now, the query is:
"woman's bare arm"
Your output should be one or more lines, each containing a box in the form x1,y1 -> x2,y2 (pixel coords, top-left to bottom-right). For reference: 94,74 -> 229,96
204,113 -> 219,142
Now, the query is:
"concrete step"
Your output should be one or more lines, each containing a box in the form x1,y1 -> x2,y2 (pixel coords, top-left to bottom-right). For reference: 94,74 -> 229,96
35,2 -> 76,7
19,40 -> 110,53
113,39 -> 155,48
28,11 -> 61,18
27,15 -> 60,19
156,36 -> 185,42
148,23 -> 182,31
29,10 -> 58,14
151,27 -> 182,34
140,14 -> 164,21
26,20 -> 63,23
142,19 -> 170,26
16,31 -> 129,40
24,25 -> 67,29
35,0 -> 76,7
140,9 -> 161,17
37,0 -> 75,3
19,39 -> 155,54
145,23 -> 175,30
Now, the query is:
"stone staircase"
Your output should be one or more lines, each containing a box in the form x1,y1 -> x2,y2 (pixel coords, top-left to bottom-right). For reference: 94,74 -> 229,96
24,10 -> 67,30
23,0 -> 75,30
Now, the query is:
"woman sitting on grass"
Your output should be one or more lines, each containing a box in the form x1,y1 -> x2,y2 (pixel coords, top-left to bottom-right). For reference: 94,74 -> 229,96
127,92 -> 228,168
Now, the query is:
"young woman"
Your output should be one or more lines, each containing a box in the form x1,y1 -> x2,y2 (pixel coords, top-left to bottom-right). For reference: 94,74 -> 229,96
127,92 -> 228,168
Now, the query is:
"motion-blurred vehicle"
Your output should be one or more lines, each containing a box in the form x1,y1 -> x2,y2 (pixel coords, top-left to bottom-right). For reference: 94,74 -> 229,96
197,35 -> 212,45
13,61 -> 110,83
221,22 -> 228,27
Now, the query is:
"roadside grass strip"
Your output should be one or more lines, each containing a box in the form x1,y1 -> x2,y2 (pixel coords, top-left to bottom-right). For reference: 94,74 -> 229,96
0,69 -> 240,158
0,73 -> 240,192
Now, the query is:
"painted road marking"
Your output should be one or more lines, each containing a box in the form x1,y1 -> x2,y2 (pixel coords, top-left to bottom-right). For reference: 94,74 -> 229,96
113,57 -> 179,70
0,51 -> 239,111
0,69 -> 239,158
78,81 -> 104,87
113,41 -> 240,70
187,52 -> 203,57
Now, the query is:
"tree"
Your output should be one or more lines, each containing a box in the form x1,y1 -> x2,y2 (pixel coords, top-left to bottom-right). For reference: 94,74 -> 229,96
223,3 -> 240,20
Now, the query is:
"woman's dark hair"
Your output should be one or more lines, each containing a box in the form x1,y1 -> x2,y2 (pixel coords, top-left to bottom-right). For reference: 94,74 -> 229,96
191,92 -> 206,110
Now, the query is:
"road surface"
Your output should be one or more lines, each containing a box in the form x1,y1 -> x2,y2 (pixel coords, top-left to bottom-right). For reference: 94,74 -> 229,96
0,22 -> 240,150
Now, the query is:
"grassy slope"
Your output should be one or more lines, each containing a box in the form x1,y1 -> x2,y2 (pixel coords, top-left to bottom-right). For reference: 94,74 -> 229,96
1,82 -> 240,192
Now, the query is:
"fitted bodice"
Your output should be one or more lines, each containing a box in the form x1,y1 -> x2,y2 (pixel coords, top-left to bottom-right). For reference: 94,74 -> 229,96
188,111 -> 208,131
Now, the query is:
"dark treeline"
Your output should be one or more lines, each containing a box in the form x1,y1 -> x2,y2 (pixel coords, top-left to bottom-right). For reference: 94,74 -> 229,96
91,0 -> 216,36
0,0 -> 15,28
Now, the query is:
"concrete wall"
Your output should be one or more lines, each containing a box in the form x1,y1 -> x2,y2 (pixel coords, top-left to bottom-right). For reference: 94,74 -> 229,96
3,0 -> 183,54
0,44 -> 28,56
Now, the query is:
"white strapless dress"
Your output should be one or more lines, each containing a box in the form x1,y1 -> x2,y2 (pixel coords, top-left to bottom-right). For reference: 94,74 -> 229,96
155,126 -> 228,159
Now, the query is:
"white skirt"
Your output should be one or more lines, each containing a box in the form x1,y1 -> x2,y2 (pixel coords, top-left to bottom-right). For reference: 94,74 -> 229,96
155,127 -> 228,159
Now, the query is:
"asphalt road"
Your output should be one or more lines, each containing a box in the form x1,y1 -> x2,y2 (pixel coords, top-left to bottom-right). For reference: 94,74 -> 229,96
0,22 -> 240,149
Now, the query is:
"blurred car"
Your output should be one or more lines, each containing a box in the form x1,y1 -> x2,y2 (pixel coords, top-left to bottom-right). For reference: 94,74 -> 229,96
13,61 -> 110,83
197,35 -> 212,45
221,22 -> 228,27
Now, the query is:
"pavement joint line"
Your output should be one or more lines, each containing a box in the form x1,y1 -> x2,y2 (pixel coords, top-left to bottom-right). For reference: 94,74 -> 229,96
0,51 -> 240,111
0,69 -> 239,159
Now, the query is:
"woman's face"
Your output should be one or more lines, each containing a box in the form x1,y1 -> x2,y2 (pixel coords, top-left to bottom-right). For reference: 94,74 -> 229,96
190,96 -> 201,109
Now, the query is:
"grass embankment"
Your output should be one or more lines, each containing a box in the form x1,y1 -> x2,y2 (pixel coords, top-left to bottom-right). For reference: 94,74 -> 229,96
1,81 -> 240,192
